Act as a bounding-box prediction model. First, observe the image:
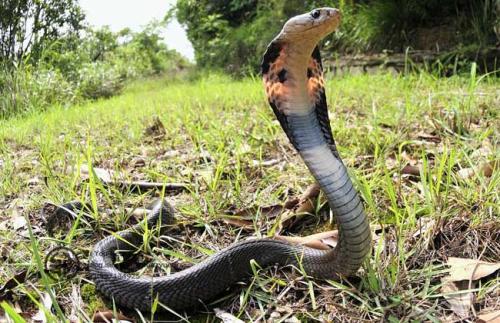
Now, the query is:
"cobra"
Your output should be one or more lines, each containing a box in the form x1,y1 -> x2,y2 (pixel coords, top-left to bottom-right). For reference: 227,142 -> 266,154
89,7 -> 371,311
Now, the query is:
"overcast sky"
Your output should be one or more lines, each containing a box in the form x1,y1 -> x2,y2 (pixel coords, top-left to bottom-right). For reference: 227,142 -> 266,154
79,0 -> 195,61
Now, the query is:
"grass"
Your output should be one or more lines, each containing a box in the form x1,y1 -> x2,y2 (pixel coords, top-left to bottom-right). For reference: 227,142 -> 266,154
0,71 -> 498,322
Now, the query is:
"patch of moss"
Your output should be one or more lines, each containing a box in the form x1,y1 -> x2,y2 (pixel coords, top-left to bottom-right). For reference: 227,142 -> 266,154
81,283 -> 105,313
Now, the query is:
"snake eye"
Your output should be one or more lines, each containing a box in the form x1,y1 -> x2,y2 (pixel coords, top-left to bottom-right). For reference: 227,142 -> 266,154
311,9 -> 321,19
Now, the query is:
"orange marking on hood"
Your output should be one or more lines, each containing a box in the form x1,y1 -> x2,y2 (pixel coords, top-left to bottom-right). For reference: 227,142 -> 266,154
307,57 -> 325,104
263,47 -> 289,110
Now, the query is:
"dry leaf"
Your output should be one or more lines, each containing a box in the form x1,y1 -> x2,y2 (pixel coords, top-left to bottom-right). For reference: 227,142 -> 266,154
401,164 -> 421,176
477,310 -> 500,323
275,230 -> 338,250
214,308 -> 245,323
68,285 -> 84,323
236,142 -> 251,155
12,214 -> 27,231
225,183 -> 321,233
385,157 -> 398,170
280,183 -> 322,229
441,279 -> 474,319
127,207 -> 149,218
92,310 -> 134,322
457,167 -> 475,179
80,165 -> 113,183
447,257 -> 500,281
32,292 -> 53,322
457,160 -> 498,179
482,160 -> 498,178
471,139 -> 493,159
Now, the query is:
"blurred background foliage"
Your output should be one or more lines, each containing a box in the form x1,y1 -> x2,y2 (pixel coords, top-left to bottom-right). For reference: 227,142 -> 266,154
176,0 -> 499,75
0,0 -> 189,119
0,0 -> 498,118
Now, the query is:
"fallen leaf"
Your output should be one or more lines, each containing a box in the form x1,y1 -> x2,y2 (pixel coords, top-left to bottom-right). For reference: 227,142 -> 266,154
457,167 -> 475,179
275,230 -> 338,250
160,150 -> 180,159
385,157 -> 398,170
68,284 -> 84,323
127,207 -> 149,218
12,214 -> 27,231
284,316 -> 301,323
224,184 -> 322,233
32,292 -> 53,322
447,257 -> 500,281
401,164 -> 421,176
92,310 -> 134,322
477,310 -> 500,323
482,160 -> 498,178
236,142 -> 252,155
457,160 -> 498,179
471,139 -> 493,159
441,279 -> 474,319
214,308 -> 245,323
280,183 -> 322,229
80,165 -> 113,183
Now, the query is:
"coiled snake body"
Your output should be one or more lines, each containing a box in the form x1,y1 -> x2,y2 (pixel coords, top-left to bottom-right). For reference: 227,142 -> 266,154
89,8 -> 371,311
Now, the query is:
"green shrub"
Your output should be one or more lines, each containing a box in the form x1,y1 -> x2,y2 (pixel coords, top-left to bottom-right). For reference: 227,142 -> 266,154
0,21 -> 190,119
177,0 -> 499,75
0,65 -> 75,118
76,62 -> 124,99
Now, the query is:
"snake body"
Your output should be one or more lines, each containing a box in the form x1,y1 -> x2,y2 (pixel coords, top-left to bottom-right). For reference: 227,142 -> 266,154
90,8 -> 371,311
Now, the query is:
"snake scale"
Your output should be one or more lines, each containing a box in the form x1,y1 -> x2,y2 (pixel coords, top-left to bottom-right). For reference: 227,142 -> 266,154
89,8 -> 371,311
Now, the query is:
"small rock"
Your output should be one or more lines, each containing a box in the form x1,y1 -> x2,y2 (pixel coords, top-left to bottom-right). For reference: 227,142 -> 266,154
270,312 -> 281,319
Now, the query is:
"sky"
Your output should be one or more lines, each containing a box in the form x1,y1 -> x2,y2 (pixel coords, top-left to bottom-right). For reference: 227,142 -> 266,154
79,0 -> 195,61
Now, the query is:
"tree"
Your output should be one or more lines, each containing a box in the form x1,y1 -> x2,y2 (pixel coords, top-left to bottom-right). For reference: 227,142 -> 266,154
0,0 -> 85,63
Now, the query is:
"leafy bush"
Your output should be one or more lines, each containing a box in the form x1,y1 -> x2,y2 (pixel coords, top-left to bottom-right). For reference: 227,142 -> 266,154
0,65 -> 75,118
176,0 -> 499,75
0,0 -> 85,63
76,62 -> 124,99
0,20 -> 190,119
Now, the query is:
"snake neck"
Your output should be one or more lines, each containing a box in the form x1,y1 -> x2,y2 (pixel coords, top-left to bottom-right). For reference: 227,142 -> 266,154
263,38 -> 371,276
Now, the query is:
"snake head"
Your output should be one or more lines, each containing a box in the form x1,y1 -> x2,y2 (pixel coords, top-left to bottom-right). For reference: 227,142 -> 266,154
278,8 -> 341,42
